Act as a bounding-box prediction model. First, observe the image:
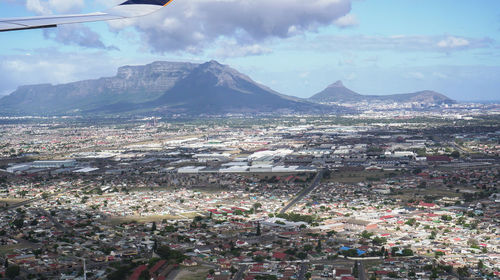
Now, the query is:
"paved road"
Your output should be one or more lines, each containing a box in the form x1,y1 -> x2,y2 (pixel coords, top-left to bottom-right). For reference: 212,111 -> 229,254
2,197 -> 40,211
298,262 -> 308,280
280,169 -> 325,214
357,261 -> 367,280
165,268 -> 180,280
449,141 -> 468,155
233,264 -> 248,280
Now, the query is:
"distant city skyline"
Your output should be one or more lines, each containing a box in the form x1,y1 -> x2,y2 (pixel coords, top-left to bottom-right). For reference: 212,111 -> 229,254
0,0 -> 499,101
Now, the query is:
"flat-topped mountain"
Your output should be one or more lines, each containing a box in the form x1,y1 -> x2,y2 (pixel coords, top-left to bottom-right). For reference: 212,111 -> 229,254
0,61 -> 346,115
0,61 -> 197,114
309,80 -> 455,105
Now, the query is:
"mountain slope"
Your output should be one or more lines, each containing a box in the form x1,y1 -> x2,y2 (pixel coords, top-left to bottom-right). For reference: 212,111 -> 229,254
309,81 -> 455,104
0,60 -> 347,116
309,81 -> 361,103
0,61 -> 197,114
94,61 -> 343,115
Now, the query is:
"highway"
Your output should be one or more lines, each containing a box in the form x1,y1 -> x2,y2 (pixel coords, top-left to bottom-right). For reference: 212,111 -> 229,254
357,261 -> 367,280
280,169 -> 325,214
233,264 -> 248,280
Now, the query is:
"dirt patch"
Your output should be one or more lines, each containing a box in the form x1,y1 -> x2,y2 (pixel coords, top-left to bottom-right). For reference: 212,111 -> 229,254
174,266 -> 211,280
0,198 -> 26,207
325,170 -> 405,183
106,214 -> 184,225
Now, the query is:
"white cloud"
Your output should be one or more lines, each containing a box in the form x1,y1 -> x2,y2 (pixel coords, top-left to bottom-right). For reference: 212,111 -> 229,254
433,72 -> 448,79
298,34 -> 494,52
0,49 -> 131,95
299,72 -> 310,78
43,24 -> 119,50
334,14 -> 358,28
25,0 -> 84,15
112,0 -> 352,53
437,36 -> 470,49
344,72 -> 357,81
407,72 -> 425,80
213,41 -> 272,58
26,0 -> 52,15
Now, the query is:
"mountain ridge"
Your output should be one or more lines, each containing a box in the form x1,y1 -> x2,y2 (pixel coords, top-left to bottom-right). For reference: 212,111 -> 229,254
0,60 -> 346,116
0,62 -> 456,116
309,80 -> 455,104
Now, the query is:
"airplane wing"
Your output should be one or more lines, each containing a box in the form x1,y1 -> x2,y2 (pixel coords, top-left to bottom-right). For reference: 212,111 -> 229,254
0,0 -> 174,32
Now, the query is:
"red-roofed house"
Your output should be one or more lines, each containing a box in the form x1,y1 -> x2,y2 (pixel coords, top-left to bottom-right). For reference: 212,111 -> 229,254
129,265 -> 148,280
419,202 -> 437,208
150,260 -> 167,275
273,252 -> 287,260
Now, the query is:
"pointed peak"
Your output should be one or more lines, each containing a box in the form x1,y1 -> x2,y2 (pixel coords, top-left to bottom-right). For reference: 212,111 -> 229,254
203,60 -> 223,67
328,80 -> 344,88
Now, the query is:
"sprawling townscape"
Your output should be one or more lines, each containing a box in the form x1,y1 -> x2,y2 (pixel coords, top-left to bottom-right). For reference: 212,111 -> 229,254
0,112 -> 498,280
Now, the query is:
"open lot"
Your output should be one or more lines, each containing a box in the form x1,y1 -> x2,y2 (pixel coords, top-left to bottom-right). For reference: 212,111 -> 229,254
325,170 -> 406,183
106,214 -> 185,225
174,266 -> 211,280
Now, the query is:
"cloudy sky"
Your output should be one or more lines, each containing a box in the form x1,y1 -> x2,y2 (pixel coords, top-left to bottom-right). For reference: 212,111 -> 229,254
0,0 -> 499,101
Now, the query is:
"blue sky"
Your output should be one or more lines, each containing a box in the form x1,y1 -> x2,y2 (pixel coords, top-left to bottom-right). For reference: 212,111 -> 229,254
0,0 -> 499,101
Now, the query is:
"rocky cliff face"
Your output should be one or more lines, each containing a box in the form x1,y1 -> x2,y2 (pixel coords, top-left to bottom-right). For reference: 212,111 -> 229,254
0,61 -> 197,114
0,60 -> 346,115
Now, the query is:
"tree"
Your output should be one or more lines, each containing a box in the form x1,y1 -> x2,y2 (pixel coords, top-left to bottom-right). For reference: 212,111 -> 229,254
303,244 -> 313,252
477,260 -> 484,270
256,222 -> 261,236
255,275 -> 277,280
361,230 -> 374,239
5,265 -> 20,279
352,262 -> 359,277
156,245 -> 186,264
253,203 -> 262,212
13,218 -> 24,229
387,272 -> 398,278
457,267 -> 470,278
138,270 -> 150,280
391,247 -> 399,256
151,222 -> 157,232
429,231 -> 437,240
153,240 -> 158,252
253,255 -> 265,262
434,251 -> 445,258
450,151 -> 460,158
405,218 -> 416,226
440,215 -> 452,221
372,237 -> 387,246
297,252 -> 307,259
401,249 -> 413,256
316,239 -> 322,252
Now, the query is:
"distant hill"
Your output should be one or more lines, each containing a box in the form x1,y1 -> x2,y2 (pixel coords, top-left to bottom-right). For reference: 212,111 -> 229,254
0,61 -> 347,116
309,80 -> 455,105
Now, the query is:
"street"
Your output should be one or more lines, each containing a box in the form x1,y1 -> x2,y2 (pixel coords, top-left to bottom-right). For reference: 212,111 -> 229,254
280,169 -> 325,214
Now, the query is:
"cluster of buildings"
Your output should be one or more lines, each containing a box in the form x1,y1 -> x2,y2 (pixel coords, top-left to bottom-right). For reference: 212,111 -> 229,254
0,114 -> 498,279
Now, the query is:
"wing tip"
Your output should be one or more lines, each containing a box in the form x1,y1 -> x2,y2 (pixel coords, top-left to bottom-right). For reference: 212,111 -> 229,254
120,0 -> 173,6
0,24 -> 57,32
